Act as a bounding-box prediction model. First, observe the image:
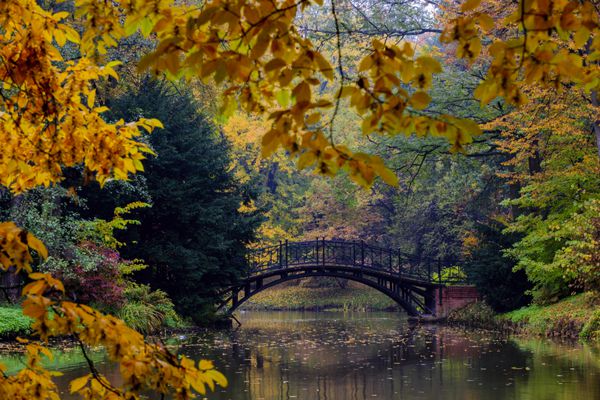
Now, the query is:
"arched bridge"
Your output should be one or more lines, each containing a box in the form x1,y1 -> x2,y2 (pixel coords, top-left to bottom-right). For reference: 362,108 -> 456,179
219,239 -> 474,317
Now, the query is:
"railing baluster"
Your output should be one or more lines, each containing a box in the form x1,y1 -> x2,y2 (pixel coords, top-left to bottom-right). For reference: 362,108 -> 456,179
242,240 -> 457,286
398,250 -> 402,279
322,237 -> 326,267
360,240 -> 365,267
279,241 -> 283,268
315,237 -> 319,266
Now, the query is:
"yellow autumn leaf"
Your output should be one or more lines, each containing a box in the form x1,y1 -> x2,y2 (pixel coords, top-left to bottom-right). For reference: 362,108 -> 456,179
87,89 -> 96,108
574,27 -> 591,48
69,374 -> 91,393
410,91 -> 431,110
297,152 -> 317,169
292,81 -> 311,104
54,29 -> 67,47
206,369 -> 228,388
189,376 -> 206,394
306,112 -> 321,125
461,0 -> 481,11
28,272 -> 47,280
23,280 -> 46,296
477,14 -> 495,32
264,58 -> 287,73
375,164 -> 399,186
27,233 -> 48,259
474,80 -> 498,105
417,56 -> 442,74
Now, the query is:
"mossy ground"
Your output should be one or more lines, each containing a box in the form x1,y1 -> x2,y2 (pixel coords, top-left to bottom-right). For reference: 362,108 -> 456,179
240,286 -> 398,311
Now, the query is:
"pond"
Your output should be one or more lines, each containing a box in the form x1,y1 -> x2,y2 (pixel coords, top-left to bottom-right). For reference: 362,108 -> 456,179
1,311 -> 599,399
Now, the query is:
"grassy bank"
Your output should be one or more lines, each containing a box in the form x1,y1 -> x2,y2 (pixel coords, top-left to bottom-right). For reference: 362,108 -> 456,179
502,292 -> 599,341
0,306 -> 32,340
240,286 -> 398,311
0,303 -> 190,341
448,292 -> 600,342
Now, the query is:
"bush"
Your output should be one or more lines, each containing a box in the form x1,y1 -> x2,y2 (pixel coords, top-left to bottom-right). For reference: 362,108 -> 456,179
446,301 -> 498,328
4,188 -> 134,310
463,221 -> 531,312
0,306 -> 32,339
117,283 -> 183,334
44,242 -> 126,309
580,310 -> 600,342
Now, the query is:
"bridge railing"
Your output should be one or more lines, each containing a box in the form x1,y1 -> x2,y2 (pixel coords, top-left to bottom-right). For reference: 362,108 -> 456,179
245,239 -> 460,284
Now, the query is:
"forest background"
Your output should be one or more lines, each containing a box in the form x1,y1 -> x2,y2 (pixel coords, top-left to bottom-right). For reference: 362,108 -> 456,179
0,0 -> 599,398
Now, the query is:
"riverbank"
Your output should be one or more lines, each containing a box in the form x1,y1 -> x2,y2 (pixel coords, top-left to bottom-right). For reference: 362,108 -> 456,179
448,292 -> 600,342
0,304 -> 194,341
503,292 -> 599,341
239,286 -> 398,311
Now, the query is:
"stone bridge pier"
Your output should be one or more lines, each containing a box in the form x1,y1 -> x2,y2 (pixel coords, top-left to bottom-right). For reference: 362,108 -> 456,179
426,285 -> 480,318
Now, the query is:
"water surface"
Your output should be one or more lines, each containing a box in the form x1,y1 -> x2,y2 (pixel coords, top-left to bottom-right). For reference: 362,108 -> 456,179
1,311 -> 599,399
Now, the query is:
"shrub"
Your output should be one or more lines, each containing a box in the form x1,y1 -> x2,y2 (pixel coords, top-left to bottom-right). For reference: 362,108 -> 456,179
0,307 -> 32,339
446,301 -> 498,328
503,292 -> 596,339
580,310 -> 600,342
463,221 -> 531,312
432,265 -> 467,284
117,283 -> 182,334
44,241 -> 126,309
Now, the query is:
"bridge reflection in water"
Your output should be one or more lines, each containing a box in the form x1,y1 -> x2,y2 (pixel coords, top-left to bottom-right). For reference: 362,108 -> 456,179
219,239 -> 473,316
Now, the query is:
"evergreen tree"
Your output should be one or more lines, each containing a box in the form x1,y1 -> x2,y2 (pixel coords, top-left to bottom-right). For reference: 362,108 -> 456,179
104,78 -> 262,321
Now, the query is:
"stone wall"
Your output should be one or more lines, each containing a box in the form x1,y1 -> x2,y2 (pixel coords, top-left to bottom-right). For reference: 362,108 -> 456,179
433,285 -> 480,317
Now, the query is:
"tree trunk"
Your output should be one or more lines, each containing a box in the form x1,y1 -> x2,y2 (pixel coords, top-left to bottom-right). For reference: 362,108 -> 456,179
508,181 -> 522,219
528,151 -> 542,175
1,268 -> 22,303
265,162 -> 279,194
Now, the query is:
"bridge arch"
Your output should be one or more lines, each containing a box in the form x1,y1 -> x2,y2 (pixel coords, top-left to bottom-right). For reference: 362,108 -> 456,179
231,272 -> 418,315
219,264 -> 438,316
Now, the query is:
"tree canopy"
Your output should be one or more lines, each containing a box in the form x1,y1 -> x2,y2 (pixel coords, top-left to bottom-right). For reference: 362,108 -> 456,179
0,0 -> 599,398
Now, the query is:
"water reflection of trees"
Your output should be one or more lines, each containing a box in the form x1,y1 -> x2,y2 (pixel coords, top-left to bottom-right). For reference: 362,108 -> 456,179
189,313 -> 600,400
208,314 -> 530,399
2,311 -> 598,400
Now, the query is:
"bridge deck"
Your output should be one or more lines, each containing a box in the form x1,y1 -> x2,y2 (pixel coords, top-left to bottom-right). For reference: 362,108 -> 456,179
246,239 -> 463,285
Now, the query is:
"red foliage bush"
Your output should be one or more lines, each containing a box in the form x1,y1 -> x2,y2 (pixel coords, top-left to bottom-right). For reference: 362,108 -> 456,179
57,241 -> 126,308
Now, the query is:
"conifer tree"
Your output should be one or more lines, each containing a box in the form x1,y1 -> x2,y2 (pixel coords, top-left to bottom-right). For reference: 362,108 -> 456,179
107,78 -> 262,321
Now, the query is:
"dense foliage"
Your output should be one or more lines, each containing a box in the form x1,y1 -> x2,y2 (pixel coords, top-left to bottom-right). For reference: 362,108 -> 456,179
0,0 -> 599,398
463,222 -> 531,312
0,188 -> 138,310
